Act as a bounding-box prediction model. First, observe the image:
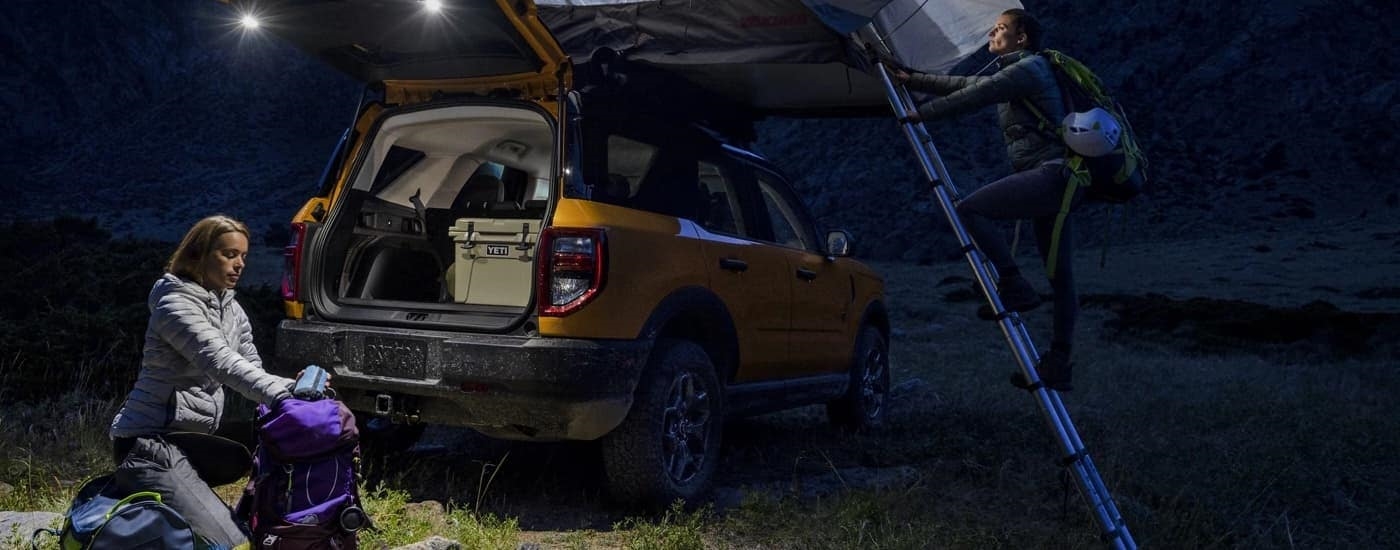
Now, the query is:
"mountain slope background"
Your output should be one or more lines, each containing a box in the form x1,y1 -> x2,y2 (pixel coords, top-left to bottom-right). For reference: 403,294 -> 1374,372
1,0 -> 1396,270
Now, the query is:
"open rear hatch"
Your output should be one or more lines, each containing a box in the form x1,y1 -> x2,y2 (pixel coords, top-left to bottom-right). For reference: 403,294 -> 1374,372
219,0 -> 569,331
217,0 -> 567,98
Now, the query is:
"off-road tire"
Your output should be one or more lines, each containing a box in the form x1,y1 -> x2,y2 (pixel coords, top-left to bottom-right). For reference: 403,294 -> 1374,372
601,338 -> 724,507
827,326 -> 890,431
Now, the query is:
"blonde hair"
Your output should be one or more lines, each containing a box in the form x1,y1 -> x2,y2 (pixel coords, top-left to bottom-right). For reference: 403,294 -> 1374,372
166,215 -> 251,285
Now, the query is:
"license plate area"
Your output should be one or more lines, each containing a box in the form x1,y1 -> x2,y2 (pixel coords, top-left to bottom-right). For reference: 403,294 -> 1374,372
358,336 -> 428,378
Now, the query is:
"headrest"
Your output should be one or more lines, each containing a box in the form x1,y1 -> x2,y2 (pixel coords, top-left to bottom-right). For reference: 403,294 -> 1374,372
459,173 -> 505,205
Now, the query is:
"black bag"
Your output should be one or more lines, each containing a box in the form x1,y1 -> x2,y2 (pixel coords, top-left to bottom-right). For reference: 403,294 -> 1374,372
30,474 -> 195,550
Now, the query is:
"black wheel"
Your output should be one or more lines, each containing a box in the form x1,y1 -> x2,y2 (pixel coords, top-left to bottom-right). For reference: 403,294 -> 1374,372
827,326 -> 890,431
601,338 -> 723,507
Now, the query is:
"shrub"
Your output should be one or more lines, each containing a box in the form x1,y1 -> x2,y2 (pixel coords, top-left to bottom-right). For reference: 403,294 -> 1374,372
0,217 -> 283,401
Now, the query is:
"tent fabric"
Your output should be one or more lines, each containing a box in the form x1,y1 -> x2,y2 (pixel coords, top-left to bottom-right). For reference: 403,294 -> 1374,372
872,0 -> 1022,75
535,0 -> 1021,114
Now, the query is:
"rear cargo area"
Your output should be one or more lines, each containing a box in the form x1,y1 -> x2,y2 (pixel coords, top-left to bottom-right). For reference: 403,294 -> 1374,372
309,103 -> 555,328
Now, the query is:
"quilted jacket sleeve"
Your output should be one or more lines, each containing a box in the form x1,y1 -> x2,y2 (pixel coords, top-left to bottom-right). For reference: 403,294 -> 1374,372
915,57 -> 1047,121
904,72 -> 975,96
149,292 -> 291,405
234,303 -> 263,371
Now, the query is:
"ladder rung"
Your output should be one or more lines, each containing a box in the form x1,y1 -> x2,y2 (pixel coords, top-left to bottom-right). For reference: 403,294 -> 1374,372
1058,449 -> 1087,467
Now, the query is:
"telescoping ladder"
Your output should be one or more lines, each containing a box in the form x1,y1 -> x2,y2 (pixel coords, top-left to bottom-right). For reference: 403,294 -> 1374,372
859,30 -> 1137,550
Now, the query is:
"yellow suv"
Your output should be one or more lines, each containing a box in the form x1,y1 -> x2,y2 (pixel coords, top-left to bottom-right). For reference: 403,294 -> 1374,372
240,0 -> 888,505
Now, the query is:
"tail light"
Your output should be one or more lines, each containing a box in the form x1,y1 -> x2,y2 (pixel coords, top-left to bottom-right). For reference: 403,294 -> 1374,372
537,227 -> 606,316
280,222 -> 307,301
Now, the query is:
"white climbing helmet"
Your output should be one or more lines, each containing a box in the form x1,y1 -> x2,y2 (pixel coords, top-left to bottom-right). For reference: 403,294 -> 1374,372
1061,108 -> 1121,158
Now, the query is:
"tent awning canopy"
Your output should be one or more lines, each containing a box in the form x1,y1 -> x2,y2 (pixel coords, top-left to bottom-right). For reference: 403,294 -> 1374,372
219,0 -> 1019,117
536,0 -> 1022,115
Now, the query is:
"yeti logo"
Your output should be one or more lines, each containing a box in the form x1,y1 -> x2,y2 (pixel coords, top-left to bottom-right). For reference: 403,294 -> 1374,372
263,534 -> 279,545
486,244 -> 509,256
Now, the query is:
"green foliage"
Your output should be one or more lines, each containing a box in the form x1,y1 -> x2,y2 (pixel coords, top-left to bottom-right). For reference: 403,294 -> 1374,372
0,217 -> 286,400
0,391 -> 122,518
721,490 -> 1020,549
0,217 -> 165,399
614,501 -> 711,550
357,483 -> 520,549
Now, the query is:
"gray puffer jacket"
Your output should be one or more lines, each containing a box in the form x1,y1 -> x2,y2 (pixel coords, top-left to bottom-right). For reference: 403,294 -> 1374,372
908,50 -> 1066,172
110,273 -> 293,439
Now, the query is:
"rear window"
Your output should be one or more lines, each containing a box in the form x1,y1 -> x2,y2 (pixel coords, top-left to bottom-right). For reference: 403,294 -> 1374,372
369,146 -> 426,195
448,161 -> 546,219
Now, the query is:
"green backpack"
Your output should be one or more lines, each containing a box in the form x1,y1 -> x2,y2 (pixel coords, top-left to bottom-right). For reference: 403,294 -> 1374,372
30,474 -> 195,550
1021,49 -> 1148,273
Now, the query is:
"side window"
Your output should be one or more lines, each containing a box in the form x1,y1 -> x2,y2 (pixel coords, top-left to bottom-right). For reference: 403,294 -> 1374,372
755,172 -> 813,250
620,136 -> 699,219
697,160 -> 745,236
600,135 -> 655,204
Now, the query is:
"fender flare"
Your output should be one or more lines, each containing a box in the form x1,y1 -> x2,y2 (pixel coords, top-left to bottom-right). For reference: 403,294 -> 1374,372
636,286 -> 740,384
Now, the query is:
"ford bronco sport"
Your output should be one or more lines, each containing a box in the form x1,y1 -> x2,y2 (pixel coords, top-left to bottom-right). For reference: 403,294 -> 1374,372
237,0 -> 889,505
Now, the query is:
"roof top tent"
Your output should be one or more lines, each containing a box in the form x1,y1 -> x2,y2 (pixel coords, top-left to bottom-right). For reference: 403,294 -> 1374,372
537,2 -> 1137,547
536,0 -> 1009,116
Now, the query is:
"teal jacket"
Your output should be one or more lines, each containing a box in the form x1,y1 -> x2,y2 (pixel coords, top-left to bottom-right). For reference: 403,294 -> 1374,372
908,50 -> 1066,172
110,273 -> 292,438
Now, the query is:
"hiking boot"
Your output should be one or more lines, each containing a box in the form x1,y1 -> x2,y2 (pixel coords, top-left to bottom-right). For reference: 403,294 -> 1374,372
1010,349 -> 1074,392
976,275 -> 1042,320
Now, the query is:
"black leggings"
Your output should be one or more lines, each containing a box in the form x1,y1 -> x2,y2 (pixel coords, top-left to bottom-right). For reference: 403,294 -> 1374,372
955,162 -> 1082,352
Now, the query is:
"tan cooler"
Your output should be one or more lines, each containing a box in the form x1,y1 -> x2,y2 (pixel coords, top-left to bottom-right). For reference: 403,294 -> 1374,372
446,218 -> 541,307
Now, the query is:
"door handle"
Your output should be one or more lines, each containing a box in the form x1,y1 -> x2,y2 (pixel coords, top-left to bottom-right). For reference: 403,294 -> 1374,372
719,257 -> 748,272
796,267 -> 817,281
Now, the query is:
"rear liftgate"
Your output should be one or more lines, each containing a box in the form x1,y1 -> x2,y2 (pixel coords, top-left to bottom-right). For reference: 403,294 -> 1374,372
862,27 -> 1137,550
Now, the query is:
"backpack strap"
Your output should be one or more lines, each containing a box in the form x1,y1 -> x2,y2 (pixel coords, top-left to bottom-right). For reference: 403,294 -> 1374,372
1019,98 -> 1059,142
1099,203 -> 1128,269
29,527 -> 60,550
1020,96 -> 1087,277
1046,157 -> 1089,278
1112,103 -> 1147,185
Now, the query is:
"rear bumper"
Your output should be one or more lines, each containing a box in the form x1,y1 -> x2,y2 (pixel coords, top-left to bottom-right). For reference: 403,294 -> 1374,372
275,319 -> 651,441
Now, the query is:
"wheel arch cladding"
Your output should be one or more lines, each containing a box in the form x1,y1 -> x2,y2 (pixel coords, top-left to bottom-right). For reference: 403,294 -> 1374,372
861,300 -> 890,341
638,286 -> 739,384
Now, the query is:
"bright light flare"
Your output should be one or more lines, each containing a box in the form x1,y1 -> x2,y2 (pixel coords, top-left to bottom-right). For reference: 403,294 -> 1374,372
240,14 -> 261,30
423,0 -> 444,13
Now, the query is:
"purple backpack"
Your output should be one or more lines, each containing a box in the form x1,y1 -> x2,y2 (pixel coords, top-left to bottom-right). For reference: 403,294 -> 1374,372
238,398 -> 368,550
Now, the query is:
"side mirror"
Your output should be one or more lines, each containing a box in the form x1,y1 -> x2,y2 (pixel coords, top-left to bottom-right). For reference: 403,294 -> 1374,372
825,230 -> 853,258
